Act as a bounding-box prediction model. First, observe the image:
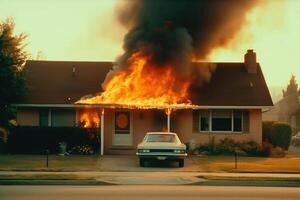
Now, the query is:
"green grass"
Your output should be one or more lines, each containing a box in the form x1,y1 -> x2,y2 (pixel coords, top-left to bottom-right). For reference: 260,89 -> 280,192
0,154 -> 102,171
1,154 -> 300,173
191,154 -> 300,173
0,174 -> 95,180
201,175 -> 300,181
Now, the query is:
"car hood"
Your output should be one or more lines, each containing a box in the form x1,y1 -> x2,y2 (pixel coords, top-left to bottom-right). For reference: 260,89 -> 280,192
138,142 -> 186,149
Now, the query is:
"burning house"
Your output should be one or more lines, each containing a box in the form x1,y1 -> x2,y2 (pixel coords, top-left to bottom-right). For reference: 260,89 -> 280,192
13,0 -> 273,155
14,49 -> 273,155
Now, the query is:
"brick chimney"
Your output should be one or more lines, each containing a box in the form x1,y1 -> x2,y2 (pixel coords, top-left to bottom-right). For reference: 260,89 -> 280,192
244,49 -> 257,74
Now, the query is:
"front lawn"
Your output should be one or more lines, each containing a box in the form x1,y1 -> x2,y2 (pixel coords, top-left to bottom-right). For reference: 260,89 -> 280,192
0,153 -> 300,173
191,153 -> 300,173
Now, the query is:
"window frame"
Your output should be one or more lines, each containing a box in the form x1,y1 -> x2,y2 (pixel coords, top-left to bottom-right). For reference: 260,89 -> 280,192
198,110 -> 244,133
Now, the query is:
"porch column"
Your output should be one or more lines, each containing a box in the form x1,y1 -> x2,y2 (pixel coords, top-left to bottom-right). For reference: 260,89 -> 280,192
100,109 -> 105,155
167,108 -> 171,132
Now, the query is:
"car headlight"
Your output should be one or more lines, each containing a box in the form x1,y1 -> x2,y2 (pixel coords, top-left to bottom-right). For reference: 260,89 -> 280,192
138,149 -> 150,153
174,149 -> 185,153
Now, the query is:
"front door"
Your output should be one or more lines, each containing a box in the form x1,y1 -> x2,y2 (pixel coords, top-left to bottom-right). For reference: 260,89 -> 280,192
112,111 -> 133,146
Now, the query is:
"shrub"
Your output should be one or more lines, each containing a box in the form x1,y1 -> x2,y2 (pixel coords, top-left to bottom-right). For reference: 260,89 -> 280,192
8,126 -> 100,154
196,138 -> 275,157
270,122 -> 292,150
70,145 -> 94,155
215,138 -> 239,155
262,121 -> 275,142
240,141 -> 261,156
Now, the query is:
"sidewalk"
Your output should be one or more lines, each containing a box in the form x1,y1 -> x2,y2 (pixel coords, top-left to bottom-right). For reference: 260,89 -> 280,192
1,171 -> 300,185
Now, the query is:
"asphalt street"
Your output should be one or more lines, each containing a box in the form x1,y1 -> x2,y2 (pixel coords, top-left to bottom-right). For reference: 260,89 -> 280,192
0,185 -> 300,200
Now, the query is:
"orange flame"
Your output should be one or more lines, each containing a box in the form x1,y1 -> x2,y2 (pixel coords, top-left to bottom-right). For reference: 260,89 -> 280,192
79,111 -> 100,128
78,52 -> 192,109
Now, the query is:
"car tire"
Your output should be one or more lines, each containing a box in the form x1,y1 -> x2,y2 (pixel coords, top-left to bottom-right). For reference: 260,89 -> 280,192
178,159 -> 184,167
140,158 -> 145,167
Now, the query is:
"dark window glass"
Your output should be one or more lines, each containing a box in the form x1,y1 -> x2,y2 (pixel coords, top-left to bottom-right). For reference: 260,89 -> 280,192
39,110 -> 48,127
211,110 -> 232,131
233,111 -> 242,132
51,109 -> 75,127
200,110 -> 210,131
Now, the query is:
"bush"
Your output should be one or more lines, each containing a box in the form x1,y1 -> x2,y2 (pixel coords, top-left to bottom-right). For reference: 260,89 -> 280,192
262,121 -> 275,142
215,138 -> 239,155
240,141 -> 260,156
196,138 -> 275,157
263,121 -> 292,150
270,122 -> 292,149
8,126 -> 100,154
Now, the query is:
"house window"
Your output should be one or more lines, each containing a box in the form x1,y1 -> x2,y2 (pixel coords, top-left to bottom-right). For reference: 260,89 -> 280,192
39,109 -> 49,127
199,110 -> 210,131
51,109 -> 75,127
114,111 -> 130,134
212,110 -> 232,131
233,111 -> 242,132
194,110 -> 247,133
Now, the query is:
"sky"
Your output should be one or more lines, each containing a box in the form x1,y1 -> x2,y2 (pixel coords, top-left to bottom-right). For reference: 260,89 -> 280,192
0,0 -> 300,100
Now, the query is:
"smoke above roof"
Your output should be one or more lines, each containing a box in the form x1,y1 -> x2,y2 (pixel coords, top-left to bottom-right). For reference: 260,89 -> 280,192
113,0 -> 259,79
77,0 -> 262,108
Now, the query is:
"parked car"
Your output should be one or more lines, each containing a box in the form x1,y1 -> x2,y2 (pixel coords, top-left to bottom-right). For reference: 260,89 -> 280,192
136,132 -> 187,167
291,132 -> 300,147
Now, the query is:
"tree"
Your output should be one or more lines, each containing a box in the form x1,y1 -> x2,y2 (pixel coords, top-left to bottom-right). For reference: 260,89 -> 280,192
279,75 -> 300,123
0,18 -> 28,126
282,75 -> 299,98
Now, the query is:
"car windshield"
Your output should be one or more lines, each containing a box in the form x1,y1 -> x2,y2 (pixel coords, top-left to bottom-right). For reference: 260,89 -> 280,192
146,134 -> 176,143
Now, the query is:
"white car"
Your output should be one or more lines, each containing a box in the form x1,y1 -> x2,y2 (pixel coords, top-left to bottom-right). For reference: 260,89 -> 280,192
136,132 -> 187,167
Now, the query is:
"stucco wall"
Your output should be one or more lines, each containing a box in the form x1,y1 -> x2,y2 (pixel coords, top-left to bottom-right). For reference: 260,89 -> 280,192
172,109 -> 262,145
16,107 -> 263,154
103,109 -> 167,154
16,108 -> 39,126
102,109 -> 262,154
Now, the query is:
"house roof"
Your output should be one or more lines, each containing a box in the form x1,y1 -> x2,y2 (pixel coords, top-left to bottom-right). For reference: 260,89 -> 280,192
189,62 -> 273,107
18,60 -> 273,107
20,60 -> 112,105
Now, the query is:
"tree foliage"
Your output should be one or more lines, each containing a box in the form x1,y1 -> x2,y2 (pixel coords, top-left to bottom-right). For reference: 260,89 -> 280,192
282,75 -> 299,98
0,18 -> 28,126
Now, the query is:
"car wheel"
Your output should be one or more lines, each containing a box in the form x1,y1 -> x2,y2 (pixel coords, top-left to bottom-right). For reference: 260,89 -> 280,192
140,158 -> 145,167
178,159 -> 184,167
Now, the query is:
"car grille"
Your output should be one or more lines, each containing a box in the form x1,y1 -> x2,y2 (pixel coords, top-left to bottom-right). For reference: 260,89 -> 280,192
149,149 -> 174,153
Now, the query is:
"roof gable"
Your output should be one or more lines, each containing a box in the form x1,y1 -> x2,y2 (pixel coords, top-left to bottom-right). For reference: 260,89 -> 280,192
19,60 -> 273,107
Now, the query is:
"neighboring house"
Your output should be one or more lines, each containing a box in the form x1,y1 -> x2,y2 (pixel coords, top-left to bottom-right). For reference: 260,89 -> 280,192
14,50 -> 273,155
290,108 -> 300,133
263,96 -> 300,133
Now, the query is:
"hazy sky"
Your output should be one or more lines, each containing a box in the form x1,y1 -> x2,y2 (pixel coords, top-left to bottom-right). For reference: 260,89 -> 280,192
0,0 -> 300,91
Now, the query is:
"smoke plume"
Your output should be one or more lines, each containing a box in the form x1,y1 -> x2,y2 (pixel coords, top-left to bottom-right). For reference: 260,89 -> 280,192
109,0 -> 259,82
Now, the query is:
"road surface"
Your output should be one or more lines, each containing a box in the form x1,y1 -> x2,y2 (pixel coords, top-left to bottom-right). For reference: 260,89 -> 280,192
0,185 -> 300,200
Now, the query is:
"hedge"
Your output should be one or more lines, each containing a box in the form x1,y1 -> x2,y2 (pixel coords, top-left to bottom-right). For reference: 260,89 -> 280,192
8,126 -> 100,154
263,121 -> 292,150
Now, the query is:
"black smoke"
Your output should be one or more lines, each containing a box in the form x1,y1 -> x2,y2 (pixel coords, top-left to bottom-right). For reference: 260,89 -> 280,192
104,0 -> 260,88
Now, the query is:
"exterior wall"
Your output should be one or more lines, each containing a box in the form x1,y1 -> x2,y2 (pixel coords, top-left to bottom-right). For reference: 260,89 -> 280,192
172,109 -> 262,145
103,109 -> 166,155
16,107 -> 263,155
16,108 -> 39,126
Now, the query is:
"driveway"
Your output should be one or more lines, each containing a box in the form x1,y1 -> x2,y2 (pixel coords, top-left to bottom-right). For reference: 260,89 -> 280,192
99,155 -> 202,172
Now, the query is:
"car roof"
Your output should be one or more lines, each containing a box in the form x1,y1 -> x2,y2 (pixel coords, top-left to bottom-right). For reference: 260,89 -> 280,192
146,132 -> 177,135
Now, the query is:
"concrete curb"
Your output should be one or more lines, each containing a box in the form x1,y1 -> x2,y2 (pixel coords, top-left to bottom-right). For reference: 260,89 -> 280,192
1,179 -> 300,187
190,180 -> 300,187
0,180 -> 115,185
